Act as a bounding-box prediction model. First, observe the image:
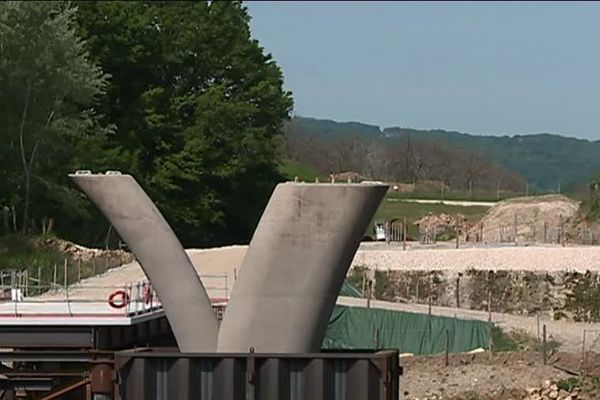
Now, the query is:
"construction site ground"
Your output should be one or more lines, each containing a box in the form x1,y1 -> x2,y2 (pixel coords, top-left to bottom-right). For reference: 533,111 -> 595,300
42,244 -> 600,352
400,350 -> 600,400
33,239 -> 600,399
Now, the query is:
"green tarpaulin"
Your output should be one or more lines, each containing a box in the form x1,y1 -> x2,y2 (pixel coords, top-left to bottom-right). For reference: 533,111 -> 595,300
323,305 -> 489,356
339,282 -> 363,298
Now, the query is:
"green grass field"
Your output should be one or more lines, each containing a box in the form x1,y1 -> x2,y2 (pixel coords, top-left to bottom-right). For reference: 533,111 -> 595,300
385,189 -> 525,202
278,159 -> 326,182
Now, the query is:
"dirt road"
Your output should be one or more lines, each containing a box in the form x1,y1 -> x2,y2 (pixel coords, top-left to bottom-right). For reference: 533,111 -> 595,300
401,351 -> 572,400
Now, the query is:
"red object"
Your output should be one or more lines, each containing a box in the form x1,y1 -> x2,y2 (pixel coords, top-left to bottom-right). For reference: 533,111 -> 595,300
108,290 -> 129,309
143,286 -> 153,305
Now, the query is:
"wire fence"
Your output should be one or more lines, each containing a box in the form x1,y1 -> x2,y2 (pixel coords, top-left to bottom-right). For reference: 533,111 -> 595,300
375,214 -> 600,248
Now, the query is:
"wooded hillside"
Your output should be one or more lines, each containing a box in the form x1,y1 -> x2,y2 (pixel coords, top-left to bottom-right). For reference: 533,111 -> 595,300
284,117 -> 526,193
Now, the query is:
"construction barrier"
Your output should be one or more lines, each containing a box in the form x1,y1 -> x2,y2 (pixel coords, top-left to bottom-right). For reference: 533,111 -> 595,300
324,305 -> 489,355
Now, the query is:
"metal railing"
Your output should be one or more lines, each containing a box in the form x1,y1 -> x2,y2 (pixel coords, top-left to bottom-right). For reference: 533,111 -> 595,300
0,280 -> 162,318
0,269 -> 230,318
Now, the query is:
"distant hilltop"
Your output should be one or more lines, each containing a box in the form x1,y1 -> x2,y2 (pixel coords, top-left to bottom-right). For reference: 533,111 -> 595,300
286,116 -> 600,191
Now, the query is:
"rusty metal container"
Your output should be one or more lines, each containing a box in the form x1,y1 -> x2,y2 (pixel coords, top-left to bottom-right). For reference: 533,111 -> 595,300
115,349 -> 401,400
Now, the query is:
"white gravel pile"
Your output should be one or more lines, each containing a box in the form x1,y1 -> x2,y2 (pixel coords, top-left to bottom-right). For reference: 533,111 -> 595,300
352,245 -> 600,272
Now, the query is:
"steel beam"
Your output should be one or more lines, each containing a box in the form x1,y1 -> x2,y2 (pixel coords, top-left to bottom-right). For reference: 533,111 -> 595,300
70,173 -> 218,351
218,182 -> 387,352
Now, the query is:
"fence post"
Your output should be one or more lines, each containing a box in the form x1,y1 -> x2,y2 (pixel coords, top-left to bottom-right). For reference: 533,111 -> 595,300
63,258 -> 68,288
487,278 -> 493,323
558,214 -> 563,245
403,217 -> 407,250
428,272 -> 432,316
455,223 -> 459,249
581,329 -> 587,375
366,268 -> 375,309
488,321 -> 493,356
456,274 -> 461,308
543,221 -> 547,243
445,329 -> 450,366
78,257 -> 82,282
366,280 -> 371,309
11,270 -> 16,316
513,213 -> 518,246
53,263 -> 57,287
92,254 -> 96,276
542,324 -> 547,365
416,279 -> 420,302
37,266 -> 41,296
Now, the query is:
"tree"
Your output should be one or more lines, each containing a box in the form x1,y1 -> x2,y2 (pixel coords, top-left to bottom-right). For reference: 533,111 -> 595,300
0,2 -> 107,234
76,1 -> 293,246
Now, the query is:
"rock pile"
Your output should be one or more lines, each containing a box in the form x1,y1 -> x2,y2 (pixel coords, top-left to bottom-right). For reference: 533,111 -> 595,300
35,237 -> 133,263
525,380 -> 579,400
414,213 -> 466,231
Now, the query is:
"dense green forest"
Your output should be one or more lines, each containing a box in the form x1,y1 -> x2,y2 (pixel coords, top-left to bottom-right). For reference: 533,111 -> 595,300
0,1 -> 292,248
288,117 -> 600,192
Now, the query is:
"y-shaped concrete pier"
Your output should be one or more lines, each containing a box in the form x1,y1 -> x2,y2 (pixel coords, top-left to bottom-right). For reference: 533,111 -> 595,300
71,173 -> 386,354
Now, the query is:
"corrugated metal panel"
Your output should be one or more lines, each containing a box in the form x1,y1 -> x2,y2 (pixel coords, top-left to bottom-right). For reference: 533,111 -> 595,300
115,349 -> 400,400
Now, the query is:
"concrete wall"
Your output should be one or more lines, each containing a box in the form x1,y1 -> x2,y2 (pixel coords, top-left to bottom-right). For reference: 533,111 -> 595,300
70,173 -> 218,352
218,182 -> 387,352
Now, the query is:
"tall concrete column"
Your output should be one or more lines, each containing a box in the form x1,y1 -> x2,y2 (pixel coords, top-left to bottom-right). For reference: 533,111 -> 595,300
70,172 -> 218,351
218,182 -> 387,353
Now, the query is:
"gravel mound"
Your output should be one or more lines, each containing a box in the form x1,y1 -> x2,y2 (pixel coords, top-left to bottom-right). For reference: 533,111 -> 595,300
469,195 -> 580,243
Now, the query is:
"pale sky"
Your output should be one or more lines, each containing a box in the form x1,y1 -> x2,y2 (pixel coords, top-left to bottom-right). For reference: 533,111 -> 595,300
247,1 -> 600,139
